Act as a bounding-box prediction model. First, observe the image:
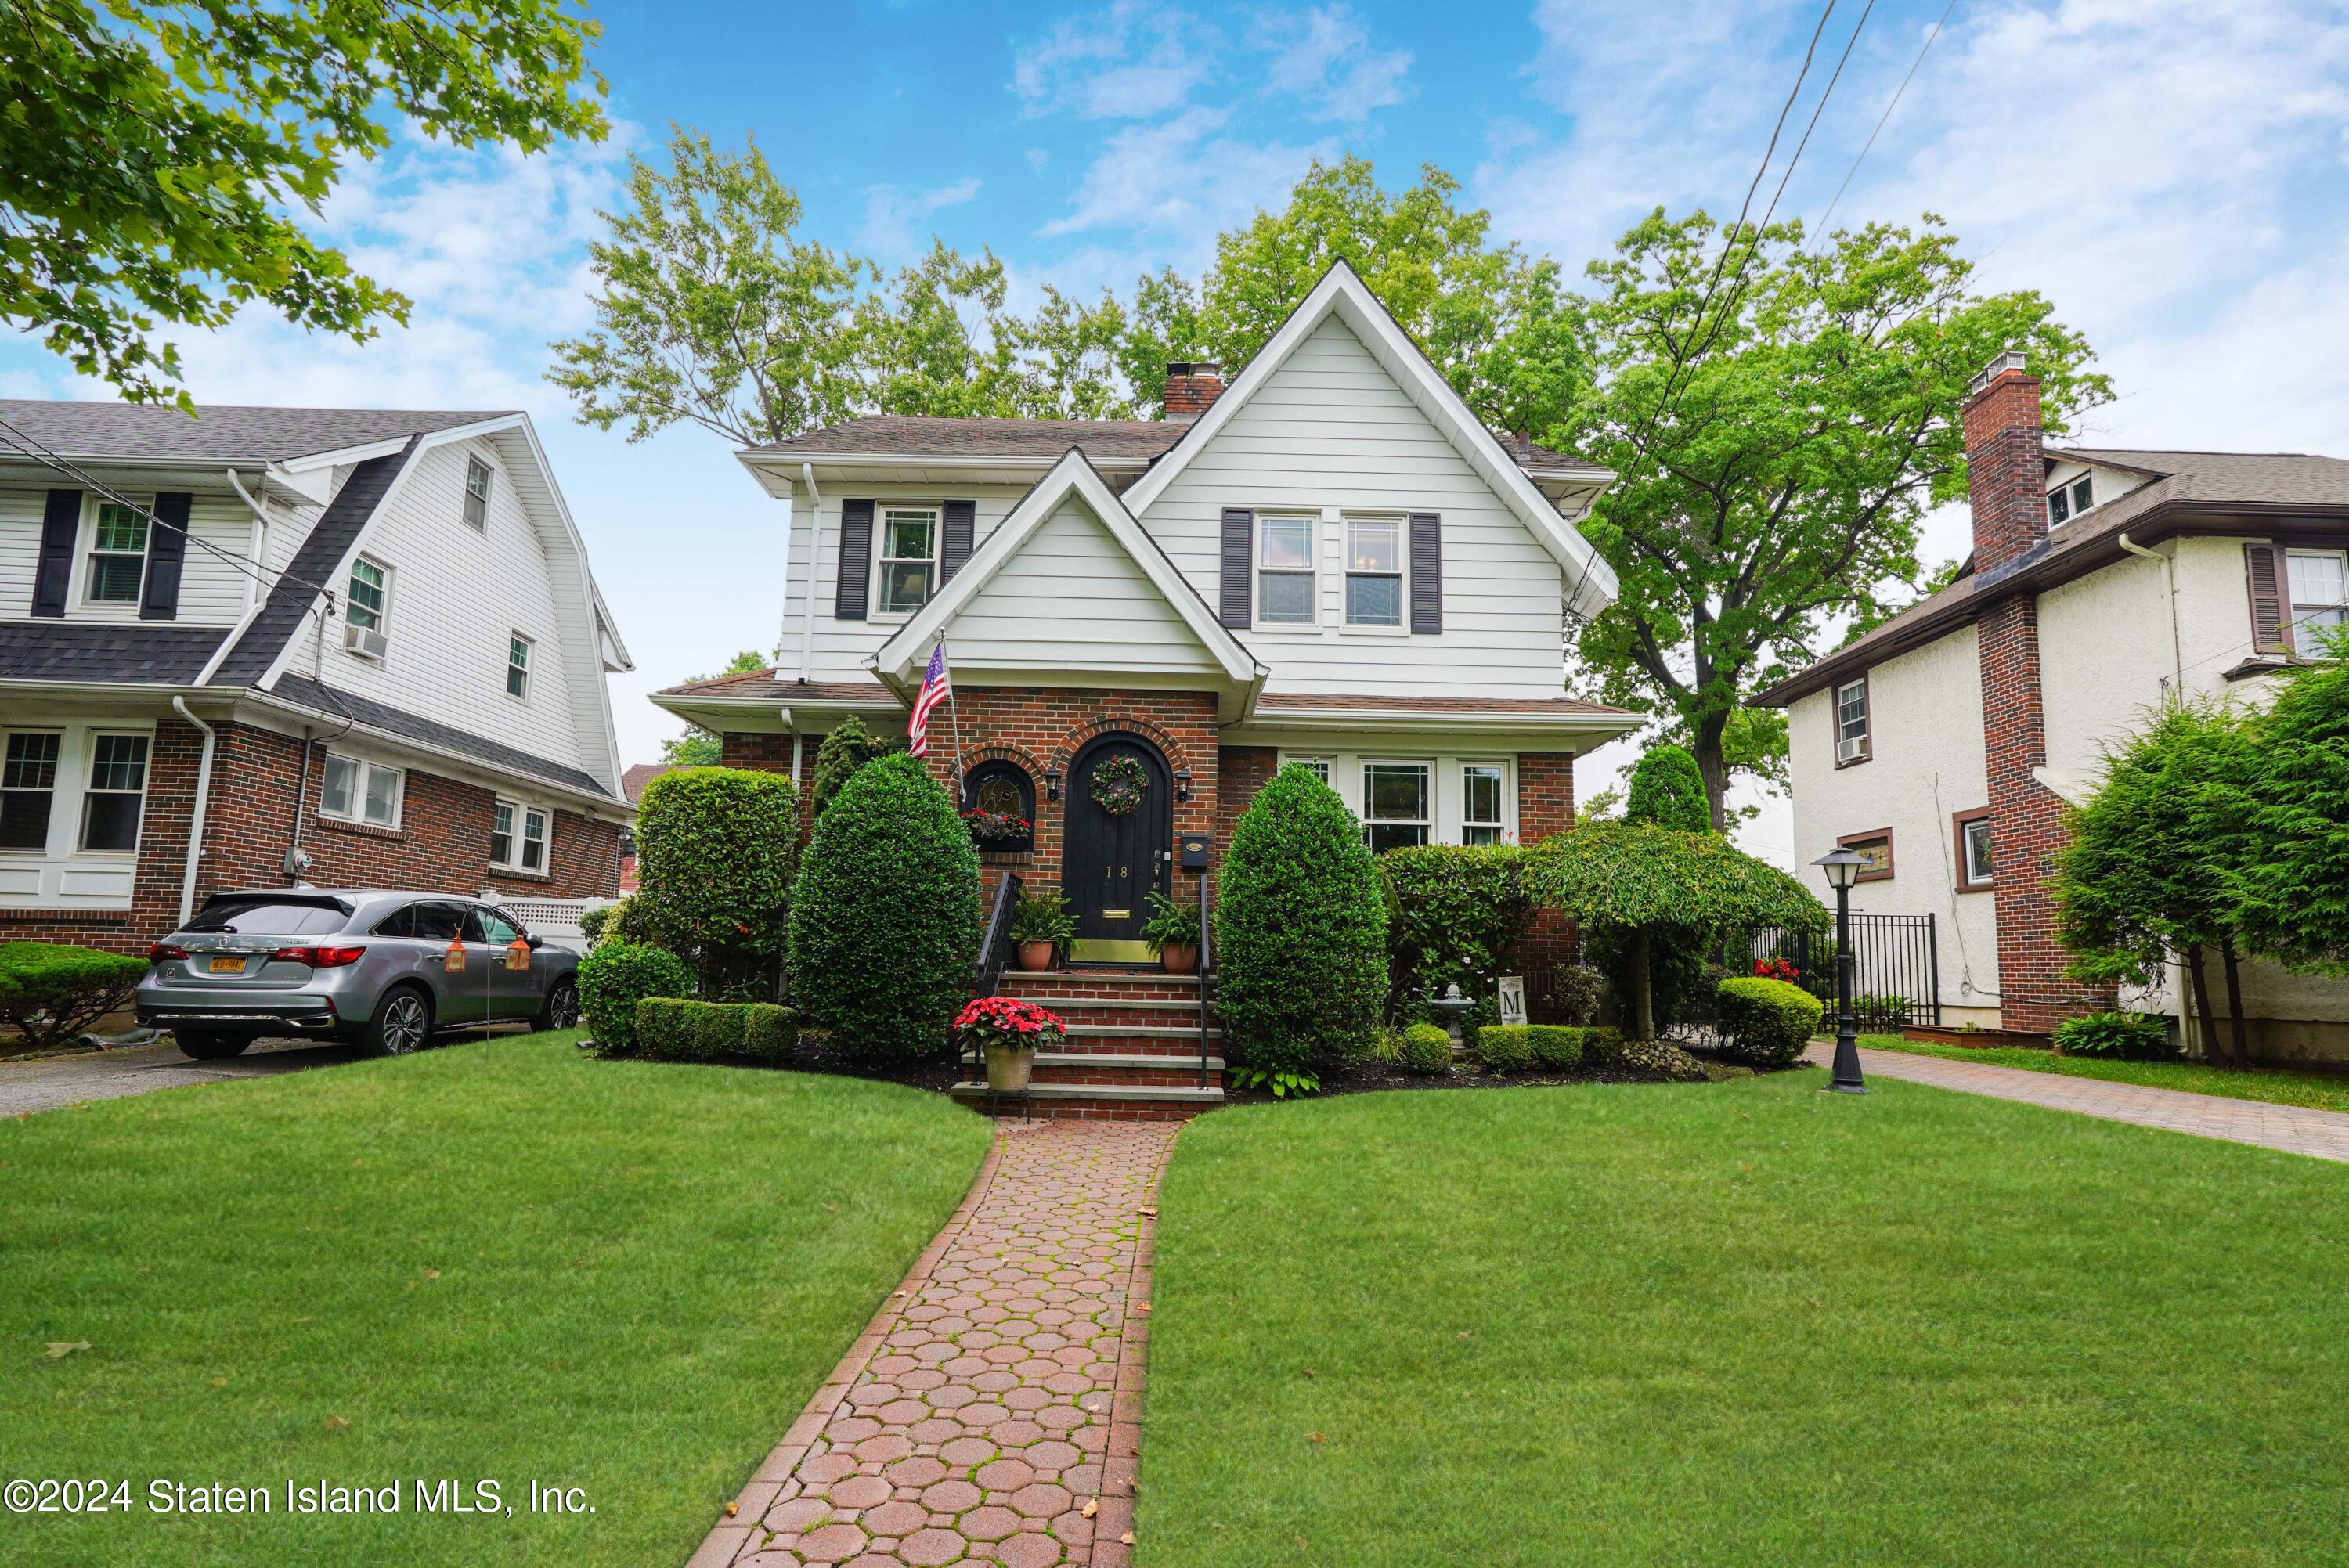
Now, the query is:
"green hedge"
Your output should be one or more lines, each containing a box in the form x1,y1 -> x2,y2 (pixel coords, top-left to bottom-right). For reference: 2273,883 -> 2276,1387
810,716 -> 900,818
0,942 -> 145,1049
632,998 -> 798,1063
1625,743 -> 1712,832
634,767 -> 799,998
2055,1010 -> 2174,1060
1398,1022 -> 1453,1075
788,752 -> 980,1060
1380,845 -> 1533,1028
1215,765 -> 1387,1085
1474,1023 -> 1592,1073
1715,976 -> 1824,1065
578,939 -> 693,1058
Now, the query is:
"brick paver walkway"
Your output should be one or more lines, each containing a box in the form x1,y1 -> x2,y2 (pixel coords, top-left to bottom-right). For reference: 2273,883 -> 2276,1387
688,1119 -> 1177,1568
1806,1041 -> 2349,1162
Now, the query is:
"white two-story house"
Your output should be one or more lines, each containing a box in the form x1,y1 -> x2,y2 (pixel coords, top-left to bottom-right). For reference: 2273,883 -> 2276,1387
0,400 -> 634,953
653,261 -> 1640,1000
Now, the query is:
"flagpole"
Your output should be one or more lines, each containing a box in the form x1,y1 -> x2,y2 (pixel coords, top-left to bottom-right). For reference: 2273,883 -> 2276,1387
940,635 -> 967,798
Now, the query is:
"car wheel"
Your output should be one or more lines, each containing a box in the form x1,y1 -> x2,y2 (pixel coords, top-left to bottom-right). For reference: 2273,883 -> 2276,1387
534,975 -> 580,1033
364,986 -> 435,1056
176,1030 -> 250,1061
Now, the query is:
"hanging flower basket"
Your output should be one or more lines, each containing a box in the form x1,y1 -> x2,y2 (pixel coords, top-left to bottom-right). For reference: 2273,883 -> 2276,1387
962,808 -> 1033,852
1090,755 -> 1148,818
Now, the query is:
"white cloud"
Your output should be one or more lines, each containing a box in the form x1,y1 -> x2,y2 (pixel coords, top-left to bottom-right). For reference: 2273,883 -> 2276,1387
857,176 -> 984,259
1253,5 -> 1413,122
1011,0 -> 1219,120
1038,106 -> 1331,238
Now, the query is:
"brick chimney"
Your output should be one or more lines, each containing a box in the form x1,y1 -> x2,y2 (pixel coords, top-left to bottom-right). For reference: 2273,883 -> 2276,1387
1163,362 -> 1225,420
1961,349 -> 2048,575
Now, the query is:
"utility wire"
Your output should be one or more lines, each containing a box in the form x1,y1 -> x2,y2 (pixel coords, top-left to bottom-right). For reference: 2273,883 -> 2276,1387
1813,0 -> 1961,243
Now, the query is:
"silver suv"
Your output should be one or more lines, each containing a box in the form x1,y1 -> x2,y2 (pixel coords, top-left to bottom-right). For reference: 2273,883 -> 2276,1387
137,888 -> 583,1060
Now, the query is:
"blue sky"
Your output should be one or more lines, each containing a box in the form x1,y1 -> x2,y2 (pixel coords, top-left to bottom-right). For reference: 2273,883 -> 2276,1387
5,0 -> 2347,859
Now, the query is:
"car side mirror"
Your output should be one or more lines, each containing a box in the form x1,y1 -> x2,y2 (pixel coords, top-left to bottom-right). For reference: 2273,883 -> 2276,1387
525,932 -> 544,950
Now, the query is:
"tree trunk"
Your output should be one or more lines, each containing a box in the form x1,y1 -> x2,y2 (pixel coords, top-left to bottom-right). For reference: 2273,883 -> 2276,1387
1632,926 -> 1657,1042
2184,943 -> 2221,1064
1691,710 -> 1731,834
2219,939 -> 2251,1070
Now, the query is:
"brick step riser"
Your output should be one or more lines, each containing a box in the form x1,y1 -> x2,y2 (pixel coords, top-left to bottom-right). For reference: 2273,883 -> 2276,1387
1033,1065 -> 1224,1090
1000,975 -> 1203,1003
1030,1008 -> 1204,1031
1021,1101 -> 1203,1123
1055,1035 -> 1218,1057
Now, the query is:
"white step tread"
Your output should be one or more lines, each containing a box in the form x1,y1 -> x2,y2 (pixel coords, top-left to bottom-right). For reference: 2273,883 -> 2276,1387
951,1081 -> 1225,1103
1029,1051 -> 1223,1069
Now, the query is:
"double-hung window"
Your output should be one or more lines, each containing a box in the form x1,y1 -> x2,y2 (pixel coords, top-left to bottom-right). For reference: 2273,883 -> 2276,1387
493,799 -> 550,873
506,633 -> 532,700
1462,763 -> 1507,845
0,732 -> 61,851
879,507 -> 939,614
322,754 -> 402,829
464,456 -> 492,530
1362,762 -> 1431,853
347,557 -> 388,633
1257,514 -> 1316,626
2046,474 -> 2094,526
2286,548 -> 2348,655
80,734 -> 147,852
1957,811 -> 1994,890
1835,677 -> 1871,764
1344,516 -> 1403,627
86,501 -> 148,604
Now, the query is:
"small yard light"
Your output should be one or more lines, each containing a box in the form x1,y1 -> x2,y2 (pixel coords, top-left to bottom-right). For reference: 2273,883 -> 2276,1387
1812,848 -> 1868,1093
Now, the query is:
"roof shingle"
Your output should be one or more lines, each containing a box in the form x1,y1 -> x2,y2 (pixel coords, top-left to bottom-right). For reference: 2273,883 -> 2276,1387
0,400 -> 501,465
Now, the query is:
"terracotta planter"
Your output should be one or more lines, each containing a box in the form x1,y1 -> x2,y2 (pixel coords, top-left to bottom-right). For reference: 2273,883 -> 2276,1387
1159,942 -> 1198,975
1017,939 -> 1056,971
983,1040 -> 1037,1093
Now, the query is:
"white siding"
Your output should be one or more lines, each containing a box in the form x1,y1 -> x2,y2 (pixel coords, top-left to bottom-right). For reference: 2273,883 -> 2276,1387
0,480 -> 298,625
944,495 -> 1221,676
1136,315 -> 1569,699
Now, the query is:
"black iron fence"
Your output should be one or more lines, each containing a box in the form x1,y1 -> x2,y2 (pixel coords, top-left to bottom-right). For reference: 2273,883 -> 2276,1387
1674,913 -> 1941,1043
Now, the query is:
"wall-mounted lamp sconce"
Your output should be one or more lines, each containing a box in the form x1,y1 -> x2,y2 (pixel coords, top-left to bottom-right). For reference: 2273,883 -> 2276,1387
1174,769 -> 1193,803
1044,767 -> 1063,802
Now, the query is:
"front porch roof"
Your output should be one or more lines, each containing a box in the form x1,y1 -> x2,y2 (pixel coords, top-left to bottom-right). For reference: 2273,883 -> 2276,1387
1231,691 -> 1643,752
648,672 -> 903,736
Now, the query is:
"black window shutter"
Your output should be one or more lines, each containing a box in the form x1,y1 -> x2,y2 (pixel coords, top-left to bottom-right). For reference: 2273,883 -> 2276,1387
1409,511 -> 1443,634
140,492 -> 192,621
1219,506 -> 1254,629
32,489 -> 79,618
835,499 -> 874,620
2244,543 -> 2289,654
940,499 -> 976,583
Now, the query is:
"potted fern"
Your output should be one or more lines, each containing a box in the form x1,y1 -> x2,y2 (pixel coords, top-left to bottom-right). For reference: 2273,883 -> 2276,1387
1142,889 -> 1202,974
956,996 -> 1066,1092
1009,887 -> 1075,971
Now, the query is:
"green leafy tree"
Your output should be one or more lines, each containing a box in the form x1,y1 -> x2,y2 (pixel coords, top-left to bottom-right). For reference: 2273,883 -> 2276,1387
633,767 -> 800,1000
2226,636 -> 2349,978
788,753 -> 979,1059
2051,701 -> 2259,1066
658,651 -> 767,767
1567,211 -> 2110,827
1623,744 -> 1711,833
5,0 -> 605,405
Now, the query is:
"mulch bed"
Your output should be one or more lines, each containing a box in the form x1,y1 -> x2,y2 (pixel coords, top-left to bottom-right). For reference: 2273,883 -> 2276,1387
1222,1045 -> 1810,1107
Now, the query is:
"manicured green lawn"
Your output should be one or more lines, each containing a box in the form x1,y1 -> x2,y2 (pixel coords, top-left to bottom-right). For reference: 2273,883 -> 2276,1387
1,1032 -> 990,1567
1142,1073 -> 2349,1566
1864,1033 -> 2349,1116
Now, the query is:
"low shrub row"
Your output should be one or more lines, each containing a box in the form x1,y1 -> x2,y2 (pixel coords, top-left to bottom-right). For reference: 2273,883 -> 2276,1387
630,998 -> 798,1063
0,941 -> 148,1050
1714,976 -> 1822,1066
2055,1010 -> 2174,1059
578,939 -> 693,1056
1472,1024 -> 1623,1073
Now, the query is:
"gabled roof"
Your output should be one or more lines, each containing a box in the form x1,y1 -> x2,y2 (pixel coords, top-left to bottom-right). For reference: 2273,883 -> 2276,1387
0,399 -> 503,465
868,449 -> 1263,704
1119,259 -> 1619,617
268,674 -> 617,800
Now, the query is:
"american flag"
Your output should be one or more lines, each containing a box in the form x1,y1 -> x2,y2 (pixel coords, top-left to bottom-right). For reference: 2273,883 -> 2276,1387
908,640 -> 950,759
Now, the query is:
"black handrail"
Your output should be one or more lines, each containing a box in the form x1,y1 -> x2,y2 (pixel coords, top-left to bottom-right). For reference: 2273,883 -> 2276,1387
976,871 -> 1022,997
1196,867 -> 1213,1090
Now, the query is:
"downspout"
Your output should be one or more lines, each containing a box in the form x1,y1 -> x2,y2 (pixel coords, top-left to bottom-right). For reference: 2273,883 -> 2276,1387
224,467 -> 270,614
2116,533 -> 2184,693
798,463 -> 822,681
170,697 -> 218,924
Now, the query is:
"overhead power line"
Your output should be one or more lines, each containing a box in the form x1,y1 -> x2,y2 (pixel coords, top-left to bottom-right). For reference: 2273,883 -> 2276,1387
1813,0 -> 1962,243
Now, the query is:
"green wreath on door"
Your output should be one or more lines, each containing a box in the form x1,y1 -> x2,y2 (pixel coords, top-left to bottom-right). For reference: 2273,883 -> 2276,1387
1089,755 -> 1148,818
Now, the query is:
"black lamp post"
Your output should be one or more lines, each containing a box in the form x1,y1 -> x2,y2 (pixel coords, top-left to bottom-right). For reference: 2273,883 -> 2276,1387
1813,847 -> 1867,1094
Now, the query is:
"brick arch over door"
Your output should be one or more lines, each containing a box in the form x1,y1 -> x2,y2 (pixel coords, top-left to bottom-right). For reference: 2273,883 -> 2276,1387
1048,714 -> 1202,782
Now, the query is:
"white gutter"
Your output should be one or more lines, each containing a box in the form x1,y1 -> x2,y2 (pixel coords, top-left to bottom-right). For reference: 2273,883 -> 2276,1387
224,467 -> 270,615
2116,533 -> 2184,692
170,697 -> 218,924
797,462 -> 822,681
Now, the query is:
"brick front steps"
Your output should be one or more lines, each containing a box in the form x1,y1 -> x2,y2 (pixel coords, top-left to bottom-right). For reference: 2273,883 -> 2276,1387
958,968 -> 1225,1119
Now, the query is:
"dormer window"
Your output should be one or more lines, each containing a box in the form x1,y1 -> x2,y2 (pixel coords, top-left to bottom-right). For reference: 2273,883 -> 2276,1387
464,456 -> 492,530
86,502 -> 148,603
879,506 -> 939,614
2047,474 -> 2094,525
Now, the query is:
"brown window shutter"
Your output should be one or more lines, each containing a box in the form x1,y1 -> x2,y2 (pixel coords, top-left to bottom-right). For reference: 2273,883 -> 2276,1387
835,499 -> 873,620
1219,506 -> 1254,629
940,499 -> 975,583
32,488 -> 79,618
2244,543 -> 2289,654
140,492 -> 191,621
1408,511 -> 1442,634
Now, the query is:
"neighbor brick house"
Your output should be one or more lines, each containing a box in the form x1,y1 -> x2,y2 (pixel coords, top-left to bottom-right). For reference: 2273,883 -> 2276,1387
1756,353 -> 2349,1062
654,262 -> 1641,1112
0,400 -> 634,954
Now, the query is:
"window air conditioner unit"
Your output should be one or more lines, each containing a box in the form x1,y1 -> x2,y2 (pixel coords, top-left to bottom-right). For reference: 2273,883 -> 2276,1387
1836,734 -> 1864,763
345,623 -> 388,660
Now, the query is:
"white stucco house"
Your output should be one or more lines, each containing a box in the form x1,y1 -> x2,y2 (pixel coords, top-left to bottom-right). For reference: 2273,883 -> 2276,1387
1755,353 -> 2349,1062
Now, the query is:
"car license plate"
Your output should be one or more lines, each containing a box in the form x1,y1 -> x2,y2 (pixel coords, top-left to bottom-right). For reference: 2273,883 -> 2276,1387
207,956 -> 247,974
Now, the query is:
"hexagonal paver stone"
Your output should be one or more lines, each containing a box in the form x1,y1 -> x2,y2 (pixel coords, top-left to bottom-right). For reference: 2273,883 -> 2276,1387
886,1454 -> 948,1488
897,1526 -> 969,1566
940,1435 -> 997,1465
860,1498 -> 928,1537
974,1458 -> 1036,1492
994,1529 -> 1067,1568
793,1522 -> 868,1563
765,1495 -> 834,1532
826,1475 -> 891,1510
801,1452 -> 859,1484
1024,1440 -> 1082,1472
920,1479 -> 983,1513
958,1504 -> 1026,1541
1009,1482 -> 1073,1519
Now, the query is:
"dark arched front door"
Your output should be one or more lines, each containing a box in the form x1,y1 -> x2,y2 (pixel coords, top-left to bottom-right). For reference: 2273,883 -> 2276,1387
1063,734 -> 1173,957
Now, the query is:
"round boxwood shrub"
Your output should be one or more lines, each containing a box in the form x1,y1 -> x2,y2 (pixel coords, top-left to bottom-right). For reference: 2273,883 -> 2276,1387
788,752 -> 980,1060
1472,1023 -> 1535,1073
635,767 -> 799,998
1714,975 -> 1824,1065
1399,1021 -> 1453,1076
2055,1010 -> 2173,1060
1214,765 -> 1387,1088
579,939 -> 693,1057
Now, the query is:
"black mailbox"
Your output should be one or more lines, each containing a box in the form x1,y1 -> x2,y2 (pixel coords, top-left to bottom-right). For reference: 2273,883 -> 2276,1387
1178,832 -> 1211,871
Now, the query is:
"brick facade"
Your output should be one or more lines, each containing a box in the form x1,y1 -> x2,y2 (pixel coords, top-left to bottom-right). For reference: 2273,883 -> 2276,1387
1511,751 -> 1580,1022
0,718 -> 621,956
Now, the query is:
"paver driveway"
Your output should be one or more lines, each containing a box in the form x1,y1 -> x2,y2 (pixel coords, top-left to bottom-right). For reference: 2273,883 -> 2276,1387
1806,1040 -> 2349,1162
691,1119 -> 1176,1568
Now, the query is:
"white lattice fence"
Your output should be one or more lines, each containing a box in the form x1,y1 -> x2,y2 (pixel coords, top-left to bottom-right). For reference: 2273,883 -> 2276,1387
484,892 -> 614,943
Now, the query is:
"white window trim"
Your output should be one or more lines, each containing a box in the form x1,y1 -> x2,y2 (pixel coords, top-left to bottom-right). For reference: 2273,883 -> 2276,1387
0,728 -> 64,856
347,554 -> 392,633
76,730 -> 149,856
1254,512 -> 1320,633
1460,759 -> 1511,845
1361,757 -> 1434,852
463,454 -> 494,532
2046,473 -> 2095,527
505,632 -> 533,702
1277,749 -> 1516,846
1835,677 -> 1871,765
1340,511 -> 1409,635
2285,546 -> 2349,657
1959,815 -> 1994,890
491,796 -> 553,878
319,751 -> 405,831
0,723 -> 154,907
78,496 -> 152,611
873,503 -> 942,622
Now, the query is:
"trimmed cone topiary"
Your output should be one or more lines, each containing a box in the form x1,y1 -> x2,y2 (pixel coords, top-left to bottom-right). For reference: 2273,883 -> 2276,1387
1215,763 -> 1387,1090
1624,743 -> 1712,833
788,752 -> 980,1060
